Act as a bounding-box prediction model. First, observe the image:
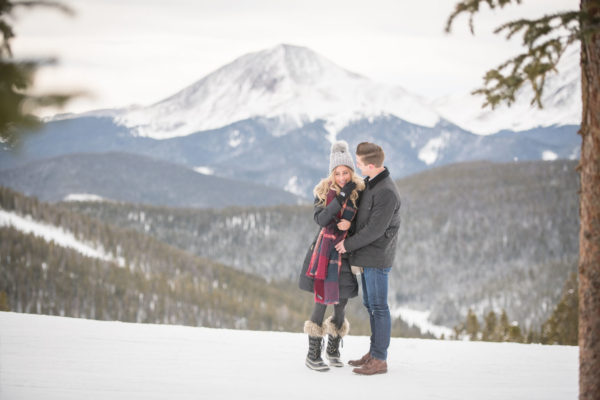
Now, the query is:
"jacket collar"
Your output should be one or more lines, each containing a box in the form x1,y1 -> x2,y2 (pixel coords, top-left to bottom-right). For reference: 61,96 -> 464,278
364,167 -> 390,189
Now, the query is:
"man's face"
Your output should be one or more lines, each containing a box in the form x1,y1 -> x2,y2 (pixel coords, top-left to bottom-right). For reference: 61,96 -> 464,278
356,156 -> 370,177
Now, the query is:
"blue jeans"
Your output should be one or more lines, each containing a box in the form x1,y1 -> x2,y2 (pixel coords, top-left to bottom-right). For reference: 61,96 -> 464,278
361,267 -> 391,361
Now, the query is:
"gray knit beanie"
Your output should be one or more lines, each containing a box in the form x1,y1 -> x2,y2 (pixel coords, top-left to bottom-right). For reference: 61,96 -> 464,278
329,140 -> 355,172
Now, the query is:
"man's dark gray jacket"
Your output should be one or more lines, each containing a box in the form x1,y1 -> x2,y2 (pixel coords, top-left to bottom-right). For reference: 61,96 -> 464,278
344,167 -> 401,269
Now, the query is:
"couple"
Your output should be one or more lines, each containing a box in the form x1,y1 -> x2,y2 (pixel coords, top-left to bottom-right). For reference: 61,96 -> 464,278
299,141 -> 401,375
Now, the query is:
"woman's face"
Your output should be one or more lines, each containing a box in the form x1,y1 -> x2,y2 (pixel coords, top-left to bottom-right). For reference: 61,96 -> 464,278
333,165 -> 353,188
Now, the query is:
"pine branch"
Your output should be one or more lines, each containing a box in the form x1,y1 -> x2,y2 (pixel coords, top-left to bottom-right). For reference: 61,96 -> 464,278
0,1 -> 73,57
0,0 -> 76,143
0,19 -> 14,57
495,12 -> 582,46
446,0 -> 522,34
447,1 -> 600,110
475,37 -> 567,109
12,0 -> 74,14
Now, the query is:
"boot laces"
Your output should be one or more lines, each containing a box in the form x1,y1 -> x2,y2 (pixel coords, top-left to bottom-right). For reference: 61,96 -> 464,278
327,335 -> 342,356
308,336 -> 324,360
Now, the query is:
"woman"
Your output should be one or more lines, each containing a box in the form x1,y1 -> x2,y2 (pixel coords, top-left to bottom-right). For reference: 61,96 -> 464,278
299,140 -> 365,371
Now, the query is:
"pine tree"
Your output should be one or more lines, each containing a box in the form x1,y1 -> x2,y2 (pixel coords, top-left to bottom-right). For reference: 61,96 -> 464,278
465,308 -> 480,340
482,310 -> 498,342
447,2 -> 600,397
508,322 -> 524,343
0,0 -> 74,144
541,272 -> 578,345
498,310 -> 510,341
0,290 -> 9,311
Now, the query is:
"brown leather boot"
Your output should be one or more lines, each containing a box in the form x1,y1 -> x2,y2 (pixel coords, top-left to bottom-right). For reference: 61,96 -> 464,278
352,358 -> 388,375
348,352 -> 372,367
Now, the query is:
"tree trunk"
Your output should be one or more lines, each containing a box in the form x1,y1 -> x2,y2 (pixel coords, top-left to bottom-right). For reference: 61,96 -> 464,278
579,1 -> 600,399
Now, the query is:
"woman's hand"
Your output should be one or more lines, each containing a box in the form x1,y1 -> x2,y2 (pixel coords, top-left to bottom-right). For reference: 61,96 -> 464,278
337,219 -> 351,231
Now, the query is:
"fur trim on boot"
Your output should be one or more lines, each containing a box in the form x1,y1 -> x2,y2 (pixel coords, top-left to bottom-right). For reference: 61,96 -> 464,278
323,316 -> 350,337
304,320 -> 325,337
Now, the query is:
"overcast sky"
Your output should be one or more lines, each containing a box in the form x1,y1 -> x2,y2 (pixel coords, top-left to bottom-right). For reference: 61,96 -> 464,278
11,0 -> 578,116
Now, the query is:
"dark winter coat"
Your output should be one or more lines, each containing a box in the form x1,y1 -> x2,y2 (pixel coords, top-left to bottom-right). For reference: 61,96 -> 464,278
344,167 -> 401,269
298,197 -> 359,299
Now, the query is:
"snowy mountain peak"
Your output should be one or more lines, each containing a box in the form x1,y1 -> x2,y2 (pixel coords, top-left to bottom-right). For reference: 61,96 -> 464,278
116,44 -> 441,140
232,43 -> 365,88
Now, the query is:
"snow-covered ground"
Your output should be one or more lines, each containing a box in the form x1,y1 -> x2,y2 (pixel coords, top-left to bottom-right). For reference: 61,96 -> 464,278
0,312 -> 577,400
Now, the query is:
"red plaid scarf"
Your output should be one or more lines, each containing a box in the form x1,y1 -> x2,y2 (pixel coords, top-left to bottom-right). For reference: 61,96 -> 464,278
306,187 -> 357,304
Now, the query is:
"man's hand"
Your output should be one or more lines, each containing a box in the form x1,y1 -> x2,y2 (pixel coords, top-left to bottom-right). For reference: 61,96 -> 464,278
337,219 -> 351,231
335,240 -> 346,254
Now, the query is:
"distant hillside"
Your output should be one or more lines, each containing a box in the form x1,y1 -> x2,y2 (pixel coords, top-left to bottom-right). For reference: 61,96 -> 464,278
64,159 -> 580,329
0,186 -> 427,338
394,160 -> 579,328
0,152 -> 307,208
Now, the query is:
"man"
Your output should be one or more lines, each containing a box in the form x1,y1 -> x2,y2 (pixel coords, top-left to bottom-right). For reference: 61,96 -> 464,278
335,142 -> 401,375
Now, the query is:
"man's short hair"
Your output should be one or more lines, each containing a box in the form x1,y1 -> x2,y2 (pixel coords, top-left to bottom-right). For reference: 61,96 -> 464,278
356,142 -> 385,167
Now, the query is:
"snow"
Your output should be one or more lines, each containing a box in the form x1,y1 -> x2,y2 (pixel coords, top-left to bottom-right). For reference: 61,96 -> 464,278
0,209 -> 124,267
542,150 -> 559,161
115,44 -> 440,140
569,146 -> 579,160
228,129 -> 242,147
63,193 -> 108,202
392,307 -> 454,339
0,312 -> 577,400
193,166 -> 214,175
418,132 -> 450,165
284,176 -> 304,197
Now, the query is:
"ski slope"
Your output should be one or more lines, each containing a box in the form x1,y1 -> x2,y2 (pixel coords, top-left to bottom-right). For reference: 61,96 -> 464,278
0,312 -> 577,400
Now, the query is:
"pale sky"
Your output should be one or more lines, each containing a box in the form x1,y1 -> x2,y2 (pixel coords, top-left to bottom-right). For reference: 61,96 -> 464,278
10,0 -> 578,116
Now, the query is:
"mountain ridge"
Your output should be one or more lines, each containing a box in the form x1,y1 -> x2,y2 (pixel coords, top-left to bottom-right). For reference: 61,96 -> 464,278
114,43 -> 441,139
42,42 -> 582,141
0,114 -> 580,199
0,152 -> 307,207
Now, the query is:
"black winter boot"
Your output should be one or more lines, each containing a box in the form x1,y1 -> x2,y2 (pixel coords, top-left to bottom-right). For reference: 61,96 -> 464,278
324,316 -> 350,367
304,321 -> 329,371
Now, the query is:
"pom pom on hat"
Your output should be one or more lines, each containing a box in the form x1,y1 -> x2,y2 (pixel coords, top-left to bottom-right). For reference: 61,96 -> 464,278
329,140 -> 355,172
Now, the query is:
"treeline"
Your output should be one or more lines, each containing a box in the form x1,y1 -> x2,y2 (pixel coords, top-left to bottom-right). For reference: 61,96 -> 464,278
453,272 -> 578,345
392,159 -> 579,329
0,186 -> 432,338
0,225 -> 312,331
0,185 -> 311,331
63,159 -> 580,330
63,200 -> 315,281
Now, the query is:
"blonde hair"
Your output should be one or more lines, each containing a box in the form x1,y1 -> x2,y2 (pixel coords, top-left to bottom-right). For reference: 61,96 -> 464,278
313,169 -> 365,207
